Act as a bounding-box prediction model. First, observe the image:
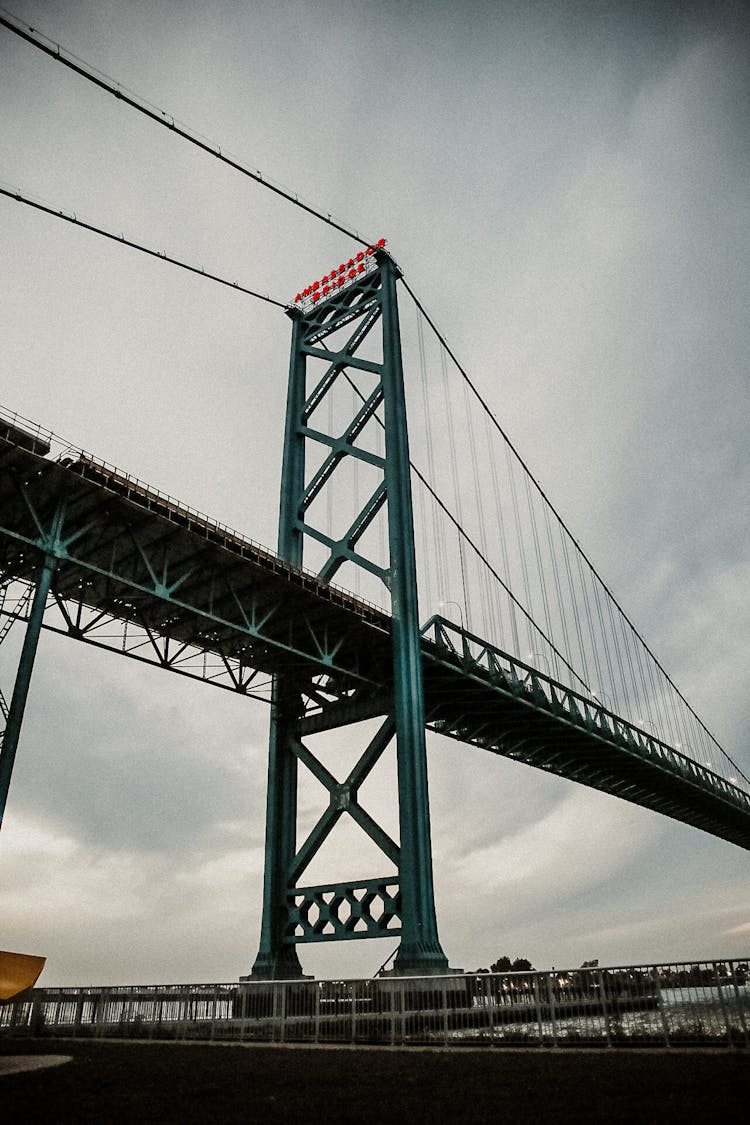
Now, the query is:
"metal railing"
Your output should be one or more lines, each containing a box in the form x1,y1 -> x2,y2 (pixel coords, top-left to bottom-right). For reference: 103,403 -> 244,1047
2,959 -> 748,1048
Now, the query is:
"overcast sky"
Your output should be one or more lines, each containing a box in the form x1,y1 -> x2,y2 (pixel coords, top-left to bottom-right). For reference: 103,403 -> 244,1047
1,0 -> 748,985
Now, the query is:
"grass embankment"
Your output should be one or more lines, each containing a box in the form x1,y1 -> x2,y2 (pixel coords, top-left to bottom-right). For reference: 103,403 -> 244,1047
1,1038 -> 749,1123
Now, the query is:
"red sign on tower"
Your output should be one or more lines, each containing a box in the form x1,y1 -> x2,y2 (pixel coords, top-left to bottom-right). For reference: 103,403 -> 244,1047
293,239 -> 386,311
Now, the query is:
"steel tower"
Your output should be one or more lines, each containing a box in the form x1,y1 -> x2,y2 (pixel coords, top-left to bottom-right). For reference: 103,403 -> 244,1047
250,249 -> 449,978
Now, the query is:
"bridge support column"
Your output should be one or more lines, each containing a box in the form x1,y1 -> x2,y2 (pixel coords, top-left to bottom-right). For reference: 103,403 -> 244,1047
250,690 -> 305,980
380,258 -> 446,974
249,248 -> 448,978
0,552 -> 56,830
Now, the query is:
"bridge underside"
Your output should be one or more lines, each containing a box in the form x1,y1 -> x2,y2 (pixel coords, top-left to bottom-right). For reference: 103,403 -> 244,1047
0,427 -> 392,712
419,623 -> 750,850
1,426 -> 749,852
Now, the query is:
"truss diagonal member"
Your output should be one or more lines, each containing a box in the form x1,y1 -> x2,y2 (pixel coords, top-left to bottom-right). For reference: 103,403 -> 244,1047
345,801 -> 400,866
301,386 -> 386,511
160,563 -> 197,599
290,735 -> 339,792
289,805 -> 340,884
289,776 -> 401,885
123,522 -> 161,590
344,715 -> 396,791
300,444 -> 345,512
227,581 -> 279,634
300,521 -> 387,584
12,477 -> 50,541
299,614 -> 346,666
342,382 -> 386,446
288,713 -> 401,881
0,548 -> 58,828
120,522 -> 199,601
318,294 -> 382,356
317,482 -> 388,585
50,516 -> 97,554
0,583 -> 33,645
300,304 -> 382,423
141,622 -> 172,668
50,587 -> 111,639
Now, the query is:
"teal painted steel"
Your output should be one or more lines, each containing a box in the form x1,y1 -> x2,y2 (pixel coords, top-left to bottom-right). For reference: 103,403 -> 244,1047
251,253 -> 448,977
0,496 -> 66,829
287,877 -> 401,943
420,616 -> 750,849
378,256 -> 447,974
252,313 -> 309,980
0,552 -> 57,828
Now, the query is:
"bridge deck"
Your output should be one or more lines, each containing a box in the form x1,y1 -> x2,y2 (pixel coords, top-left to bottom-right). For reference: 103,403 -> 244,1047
1,425 -> 749,850
0,427 -> 392,693
420,624 -> 750,850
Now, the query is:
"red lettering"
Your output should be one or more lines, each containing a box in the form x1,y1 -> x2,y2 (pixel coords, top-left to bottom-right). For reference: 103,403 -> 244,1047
295,241 -> 385,299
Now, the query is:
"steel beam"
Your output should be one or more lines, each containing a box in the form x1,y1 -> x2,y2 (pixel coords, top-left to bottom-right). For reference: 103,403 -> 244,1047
0,552 -> 56,828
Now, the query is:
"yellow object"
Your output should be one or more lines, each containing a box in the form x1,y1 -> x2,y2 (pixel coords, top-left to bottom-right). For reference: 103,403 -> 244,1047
0,950 -> 46,1000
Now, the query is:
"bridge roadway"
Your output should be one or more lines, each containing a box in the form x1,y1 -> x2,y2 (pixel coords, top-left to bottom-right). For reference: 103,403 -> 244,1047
1,422 -> 749,851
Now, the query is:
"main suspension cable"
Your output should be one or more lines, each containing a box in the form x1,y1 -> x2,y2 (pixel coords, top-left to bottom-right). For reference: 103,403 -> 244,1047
0,185 -> 287,308
0,9 -> 372,249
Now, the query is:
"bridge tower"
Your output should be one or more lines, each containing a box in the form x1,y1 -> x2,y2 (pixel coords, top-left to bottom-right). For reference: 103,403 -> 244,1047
250,248 -> 449,978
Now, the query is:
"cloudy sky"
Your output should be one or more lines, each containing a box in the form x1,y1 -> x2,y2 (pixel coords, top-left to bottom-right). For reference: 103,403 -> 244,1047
1,0 -> 748,985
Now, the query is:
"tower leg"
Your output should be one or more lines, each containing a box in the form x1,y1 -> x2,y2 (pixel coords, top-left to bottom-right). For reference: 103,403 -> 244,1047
0,554 -> 56,830
380,257 -> 448,975
248,689 -> 304,979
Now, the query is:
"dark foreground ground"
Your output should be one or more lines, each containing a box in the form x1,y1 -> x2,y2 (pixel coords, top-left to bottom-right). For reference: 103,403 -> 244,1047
1,1038 -> 749,1123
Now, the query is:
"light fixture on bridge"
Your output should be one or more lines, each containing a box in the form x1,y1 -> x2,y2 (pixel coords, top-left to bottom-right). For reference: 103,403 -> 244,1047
527,651 -> 551,676
438,600 -> 465,630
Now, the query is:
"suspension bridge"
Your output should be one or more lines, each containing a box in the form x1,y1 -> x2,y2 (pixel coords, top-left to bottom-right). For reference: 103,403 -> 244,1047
0,10 -> 747,983
1,245 -> 749,979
